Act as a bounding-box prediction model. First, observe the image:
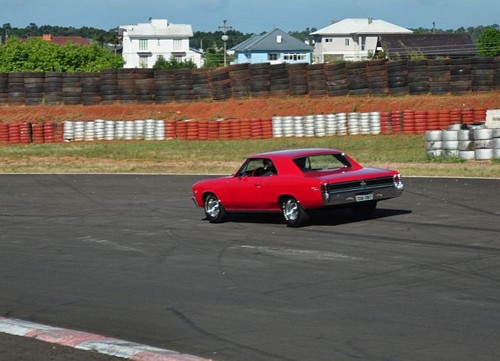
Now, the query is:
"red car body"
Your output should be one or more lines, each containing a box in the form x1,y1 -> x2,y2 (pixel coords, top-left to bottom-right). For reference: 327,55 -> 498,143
192,148 -> 403,226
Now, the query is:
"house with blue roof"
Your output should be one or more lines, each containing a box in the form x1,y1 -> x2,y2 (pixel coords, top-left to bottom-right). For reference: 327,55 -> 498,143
230,28 -> 312,65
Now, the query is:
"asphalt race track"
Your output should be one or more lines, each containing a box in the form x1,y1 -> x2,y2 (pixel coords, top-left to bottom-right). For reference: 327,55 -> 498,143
0,174 -> 499,361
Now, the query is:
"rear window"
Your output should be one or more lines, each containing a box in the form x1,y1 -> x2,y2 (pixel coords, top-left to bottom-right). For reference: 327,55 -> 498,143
293,153 -> 350,172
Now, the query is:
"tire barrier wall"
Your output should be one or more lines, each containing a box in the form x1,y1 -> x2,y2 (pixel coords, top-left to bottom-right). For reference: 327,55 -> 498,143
425,126 -> 500,160
0,57 -> 499,106
0,108 -> 492,145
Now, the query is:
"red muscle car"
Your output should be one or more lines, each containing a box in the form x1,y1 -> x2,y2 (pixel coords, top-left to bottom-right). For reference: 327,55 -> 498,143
192,148 -> 403,227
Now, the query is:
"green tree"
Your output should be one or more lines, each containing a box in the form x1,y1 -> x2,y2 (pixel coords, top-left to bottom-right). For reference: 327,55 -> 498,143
477,28 -> 500,56
0,37 -> 123,71
152,55 -> 196,70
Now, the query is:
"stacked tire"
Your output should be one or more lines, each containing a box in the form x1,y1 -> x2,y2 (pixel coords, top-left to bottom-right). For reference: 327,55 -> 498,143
81,72 -> 101,106
307,64 -> 326,98
270,63 -> 290,97
229,64 -> 250,99
408,60 -> 429,95
450,58 -> 472,94
174,69 -> 194,103
155,70 -> 175,104
209,68 -> 231,101
428,59 -> 451,95
288,63 -> 308,96
346,62 -> 369,96
249,63 -> 271,98
100,69 -> 118,105
62,72 -> 82,105
8,73 -> 25,106
366,59 -> 388,96
24,72 -> 45,105
0,73 -> 9,105
45,72 -> 64,105
324,62 -> 348,96
471,57 -> 495,92
192,69 -> 211,100
387,60 -> 409,96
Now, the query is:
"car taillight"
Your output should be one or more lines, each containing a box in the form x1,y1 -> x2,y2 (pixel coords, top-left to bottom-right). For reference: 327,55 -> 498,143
393,174 -> 404,190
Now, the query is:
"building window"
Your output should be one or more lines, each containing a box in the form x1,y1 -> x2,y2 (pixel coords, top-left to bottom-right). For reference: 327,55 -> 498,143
345,39 -> 350,46
139,55 -> 148,68
139,39 -> 148,51
268,53 -> 279,61
361,37 -> 366,51
174,39 -> 182,51
324,38 -> 333,43
283,53 -> 306,61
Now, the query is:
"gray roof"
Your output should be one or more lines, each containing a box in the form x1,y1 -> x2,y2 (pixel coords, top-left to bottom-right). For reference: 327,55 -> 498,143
378,34 -> 477,58
231,28 -> 312,52
119,19 -> 193,38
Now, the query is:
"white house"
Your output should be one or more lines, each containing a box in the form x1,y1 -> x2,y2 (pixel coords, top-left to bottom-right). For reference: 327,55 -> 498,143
310,18 -> 412,63
118,19 -> 203,68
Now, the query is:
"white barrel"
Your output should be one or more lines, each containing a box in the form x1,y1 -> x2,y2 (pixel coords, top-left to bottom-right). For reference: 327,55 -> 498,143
442,141 -> 458,150
458,150 -> 475,160
493,149 -> 500,160
134,120 -> 145,140
474,140 -> 493,149
124,121 -> 135,140
144,119 -> 156,140
448,124 -> 462,131
347,112 -> 359,135
441,130 -> 458,141
84,121 -> 95,141
475,148 -> 493,160
443,149 -> 459,158
115,121 -> 125,140
271,116 -> 283,138
325,114 -> 337,136
293,116 -> 304,137
369,112 -> 381,135
358,112 -> 370,135
94,119 -> 105,141
314,115 -> 326,137
155,120 -> 165,140
493,138 -> 500,149
73,121 -> 85,141
104,120 -> 115,141
282,116 -> 294,137
303,115 -> 315,137
474,128 -> 493,140
425,141 -> 442,150
492,128 -> 500,138
426,149 -> 443,158
458,140 -> 474,151
425,130 -> 442,142
336,113 -> 347,136
457,130 -> 473,141
63,121 -> 74,141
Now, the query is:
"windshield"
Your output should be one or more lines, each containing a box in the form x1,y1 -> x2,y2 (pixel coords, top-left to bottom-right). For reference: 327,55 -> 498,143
237,158 -> 277,177
293,153 -> 351,172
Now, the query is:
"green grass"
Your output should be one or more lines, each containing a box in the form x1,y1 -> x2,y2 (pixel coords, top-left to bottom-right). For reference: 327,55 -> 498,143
1,135 -> 499,178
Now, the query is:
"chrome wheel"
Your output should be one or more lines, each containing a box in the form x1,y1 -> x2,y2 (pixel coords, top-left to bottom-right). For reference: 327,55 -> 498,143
283,198 -> 299,221
204,194 -> 228,223
282,197 -> 309,227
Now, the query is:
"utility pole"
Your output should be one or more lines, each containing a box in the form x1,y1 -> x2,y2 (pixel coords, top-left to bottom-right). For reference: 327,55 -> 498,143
218,19 -> 232,67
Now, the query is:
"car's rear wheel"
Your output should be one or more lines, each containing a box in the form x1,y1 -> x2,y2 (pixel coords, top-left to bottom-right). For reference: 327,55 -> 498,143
351,201 -> 377,219
204,194 -> 228,223
282,197 -> 309,227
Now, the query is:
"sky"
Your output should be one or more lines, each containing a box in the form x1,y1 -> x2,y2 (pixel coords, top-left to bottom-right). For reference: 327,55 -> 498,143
1,0 -> 499,34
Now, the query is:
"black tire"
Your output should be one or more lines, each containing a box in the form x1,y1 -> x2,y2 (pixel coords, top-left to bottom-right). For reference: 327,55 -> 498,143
351,201 -> 377,219
204,194 -> 228,223
282,197 -> 309,227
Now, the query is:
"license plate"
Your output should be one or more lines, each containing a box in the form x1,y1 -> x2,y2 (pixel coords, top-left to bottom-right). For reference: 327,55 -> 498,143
355,193 -> 373,202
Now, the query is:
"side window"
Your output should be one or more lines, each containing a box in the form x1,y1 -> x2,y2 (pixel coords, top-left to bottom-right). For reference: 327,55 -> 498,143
238,158 -> 277,177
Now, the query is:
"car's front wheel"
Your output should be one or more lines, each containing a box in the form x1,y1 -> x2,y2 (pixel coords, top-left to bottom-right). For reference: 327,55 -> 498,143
282,197 -> 309,227
204,194 -> 228,223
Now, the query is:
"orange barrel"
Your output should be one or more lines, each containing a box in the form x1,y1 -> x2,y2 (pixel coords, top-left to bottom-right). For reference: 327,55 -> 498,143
379,111 -> 390,134
402,110 -> 416,134
240,118 -> 252,139
426,110 -> 440,130
43,122 -> 55,143
186,120 -> 199,140
461,109 -> 475,125
207,120 -> 220,141
218,119 -> 232,140
261,118 -> 273,139
473,108 -> 487,122
8,123 -> 21,144
31,123 -> 45,143
450,109 -> 462,124
391,111 -> 402,133
165,120 -> 177,139
0,123 -> 10,142
414,110 -> 428,133
197,120 -> 209,140
438,110 -> 451,129
229,119 -> 242,140
175,121 -> 188,140
19,122 -> 32,143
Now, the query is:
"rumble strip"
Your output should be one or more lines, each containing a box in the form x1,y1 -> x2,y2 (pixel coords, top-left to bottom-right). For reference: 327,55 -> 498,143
0,316 -> 210,361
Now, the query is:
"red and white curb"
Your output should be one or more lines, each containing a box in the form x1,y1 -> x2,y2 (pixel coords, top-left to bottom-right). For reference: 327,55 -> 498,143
0,316 -> 211,361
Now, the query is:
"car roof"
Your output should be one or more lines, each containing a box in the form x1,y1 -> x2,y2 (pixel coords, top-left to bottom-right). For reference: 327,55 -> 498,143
250,148 -> 343,159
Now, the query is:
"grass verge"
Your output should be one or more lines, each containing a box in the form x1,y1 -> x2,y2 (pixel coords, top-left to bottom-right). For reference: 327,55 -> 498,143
0,135 -> 499,178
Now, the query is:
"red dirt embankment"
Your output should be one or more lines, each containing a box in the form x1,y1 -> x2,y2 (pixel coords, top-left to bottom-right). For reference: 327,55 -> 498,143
0,92 -> 498,124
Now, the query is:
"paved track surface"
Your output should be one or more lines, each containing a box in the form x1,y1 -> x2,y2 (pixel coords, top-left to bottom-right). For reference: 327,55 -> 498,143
0,174 -> 499,361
